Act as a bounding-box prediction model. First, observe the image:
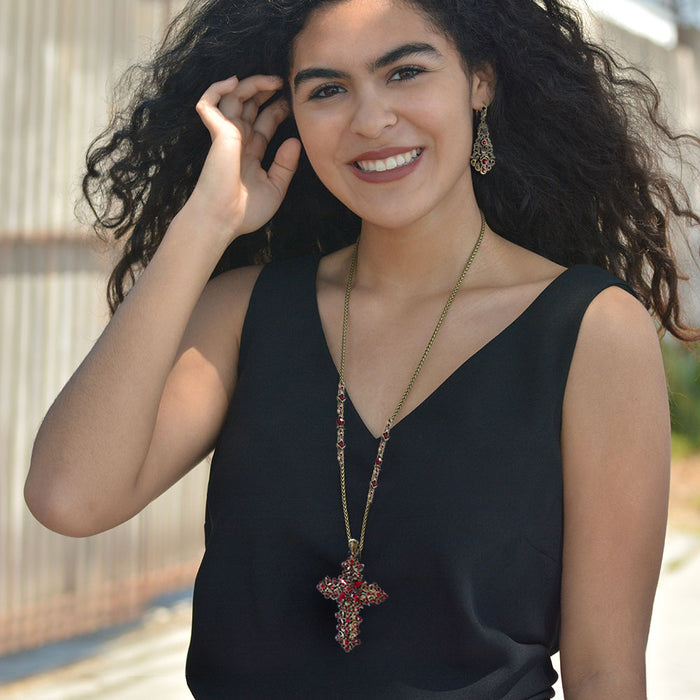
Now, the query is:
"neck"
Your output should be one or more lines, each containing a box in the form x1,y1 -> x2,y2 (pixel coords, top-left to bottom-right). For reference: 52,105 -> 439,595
354,197 -> 486,297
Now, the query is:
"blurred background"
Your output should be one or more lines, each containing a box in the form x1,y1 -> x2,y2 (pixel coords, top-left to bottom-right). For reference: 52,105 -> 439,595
0,0 -> 699,697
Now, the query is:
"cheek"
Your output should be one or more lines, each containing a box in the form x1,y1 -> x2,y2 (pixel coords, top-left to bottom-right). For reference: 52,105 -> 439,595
407,92 -> 472,147
296,115 -> 345,177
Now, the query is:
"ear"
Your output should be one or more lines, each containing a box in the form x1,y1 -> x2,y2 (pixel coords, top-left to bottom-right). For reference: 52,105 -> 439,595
470,63 -> 496,110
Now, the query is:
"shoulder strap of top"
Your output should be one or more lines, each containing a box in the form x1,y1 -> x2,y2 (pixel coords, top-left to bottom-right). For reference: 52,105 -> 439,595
504,263 -> 638,426
238,255 -> 320,376
536,263 -> 637,336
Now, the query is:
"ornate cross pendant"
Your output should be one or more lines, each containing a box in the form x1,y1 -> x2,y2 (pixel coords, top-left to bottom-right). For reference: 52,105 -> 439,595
317,554 -> 388,652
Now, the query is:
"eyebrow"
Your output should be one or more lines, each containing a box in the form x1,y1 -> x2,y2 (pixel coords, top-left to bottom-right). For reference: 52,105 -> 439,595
292,42 -> 443,91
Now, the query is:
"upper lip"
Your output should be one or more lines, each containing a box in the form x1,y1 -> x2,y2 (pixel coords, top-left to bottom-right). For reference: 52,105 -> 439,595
350,146 -> 422,163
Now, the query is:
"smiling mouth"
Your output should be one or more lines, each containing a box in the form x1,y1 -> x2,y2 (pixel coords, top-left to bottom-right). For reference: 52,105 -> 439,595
354,148 -> 423,173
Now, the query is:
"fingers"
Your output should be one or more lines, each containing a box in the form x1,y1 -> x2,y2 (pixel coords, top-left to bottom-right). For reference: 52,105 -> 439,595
197,75 -> 239,107
195,75 -> 300,209
196,74 -> 286,143
218,75 -> 283,123
229,74 -> 284,104
248,99 -> 293,162
195,76 -> 240,139
267,138 -> 302,199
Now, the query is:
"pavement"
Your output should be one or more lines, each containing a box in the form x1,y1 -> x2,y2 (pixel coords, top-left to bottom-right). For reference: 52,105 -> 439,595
1,530 -> 699,699
0,594 -> 193,699
646,530 -> 700,697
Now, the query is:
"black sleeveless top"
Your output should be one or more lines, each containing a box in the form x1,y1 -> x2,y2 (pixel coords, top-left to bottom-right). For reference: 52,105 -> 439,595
186,255 -> 634,699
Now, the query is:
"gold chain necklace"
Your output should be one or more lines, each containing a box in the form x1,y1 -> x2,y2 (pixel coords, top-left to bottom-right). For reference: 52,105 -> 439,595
317,211 -> 486,652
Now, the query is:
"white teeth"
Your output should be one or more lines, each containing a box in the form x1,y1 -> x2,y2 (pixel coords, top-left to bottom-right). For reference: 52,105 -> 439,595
356,148 -> 422,172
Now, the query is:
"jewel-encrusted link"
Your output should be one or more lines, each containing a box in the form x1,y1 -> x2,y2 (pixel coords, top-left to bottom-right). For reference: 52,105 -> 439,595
336,381 -> 353,547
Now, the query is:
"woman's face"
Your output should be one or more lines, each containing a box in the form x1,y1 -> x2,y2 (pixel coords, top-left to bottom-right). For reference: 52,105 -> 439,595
290,0 -> 493,230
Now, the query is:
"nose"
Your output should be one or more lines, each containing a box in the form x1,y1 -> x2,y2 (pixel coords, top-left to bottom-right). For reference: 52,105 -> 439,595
350,89 -> 397,139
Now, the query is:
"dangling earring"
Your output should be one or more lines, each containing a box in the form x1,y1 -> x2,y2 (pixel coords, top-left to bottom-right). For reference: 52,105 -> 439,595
470,106 -> 495,175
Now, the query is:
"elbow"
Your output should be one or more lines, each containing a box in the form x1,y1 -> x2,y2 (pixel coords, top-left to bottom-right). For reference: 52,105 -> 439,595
25,452 -> 108,538
26,427 -> 148,536
24,473 -> 94,538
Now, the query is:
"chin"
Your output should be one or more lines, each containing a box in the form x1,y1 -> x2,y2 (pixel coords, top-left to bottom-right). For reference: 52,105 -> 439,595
363,202 -> 441,231
332,192 -> 429,229
351,210 -> 421,231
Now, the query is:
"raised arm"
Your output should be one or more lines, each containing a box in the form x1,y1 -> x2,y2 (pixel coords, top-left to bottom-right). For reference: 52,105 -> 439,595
25,75 -> 301,537
559,286 -> 670,699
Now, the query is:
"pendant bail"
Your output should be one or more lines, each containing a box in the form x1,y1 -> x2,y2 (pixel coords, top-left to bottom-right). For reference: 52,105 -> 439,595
349,538 -> 360,557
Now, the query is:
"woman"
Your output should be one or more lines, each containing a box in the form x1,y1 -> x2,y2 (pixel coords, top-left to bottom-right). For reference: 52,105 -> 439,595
26,0 -> 699,697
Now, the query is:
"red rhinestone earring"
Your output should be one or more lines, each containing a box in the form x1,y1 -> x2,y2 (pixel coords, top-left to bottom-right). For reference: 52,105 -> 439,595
470,106 -> 495,175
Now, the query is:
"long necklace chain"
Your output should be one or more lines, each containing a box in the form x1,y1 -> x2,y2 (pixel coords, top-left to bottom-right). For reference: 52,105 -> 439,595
336,210 -> 486,560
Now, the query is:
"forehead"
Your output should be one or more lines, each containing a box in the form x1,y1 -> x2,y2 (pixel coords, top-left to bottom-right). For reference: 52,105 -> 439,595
291,0 -> 443,69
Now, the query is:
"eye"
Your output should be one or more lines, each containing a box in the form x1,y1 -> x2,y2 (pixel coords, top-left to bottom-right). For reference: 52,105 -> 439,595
388,65 -> 424,83
308,83 -> 345,100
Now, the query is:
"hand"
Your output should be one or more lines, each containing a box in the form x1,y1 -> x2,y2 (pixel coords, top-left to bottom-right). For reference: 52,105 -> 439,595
189,75 -> 302,242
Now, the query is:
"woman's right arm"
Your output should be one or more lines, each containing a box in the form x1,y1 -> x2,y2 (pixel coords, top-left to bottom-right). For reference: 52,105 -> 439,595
24,75 -> 301,537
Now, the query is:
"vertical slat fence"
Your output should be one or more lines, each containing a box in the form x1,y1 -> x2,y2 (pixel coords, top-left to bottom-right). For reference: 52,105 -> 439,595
0,0 -> 201,657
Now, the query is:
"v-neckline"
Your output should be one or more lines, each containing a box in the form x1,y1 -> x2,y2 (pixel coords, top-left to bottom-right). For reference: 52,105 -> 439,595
311,255 -> 576,440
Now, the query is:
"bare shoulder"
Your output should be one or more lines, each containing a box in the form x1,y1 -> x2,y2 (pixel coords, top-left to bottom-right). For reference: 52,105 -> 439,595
185,264 -> 264,348
563,284 -> 666,437
572,284 -> 661,373
564,282 -> 666,426
562,281 -> 669,477
198,264 -> 264,313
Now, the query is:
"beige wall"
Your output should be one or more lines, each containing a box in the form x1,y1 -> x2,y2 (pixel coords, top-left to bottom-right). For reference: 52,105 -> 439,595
0,0 -> 202,657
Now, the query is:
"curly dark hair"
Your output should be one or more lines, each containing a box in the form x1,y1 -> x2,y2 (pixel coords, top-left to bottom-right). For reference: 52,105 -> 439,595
82,0 -> 699,340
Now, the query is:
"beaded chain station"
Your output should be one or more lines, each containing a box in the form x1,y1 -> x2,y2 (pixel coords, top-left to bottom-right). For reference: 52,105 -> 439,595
317,211 -> 486,652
